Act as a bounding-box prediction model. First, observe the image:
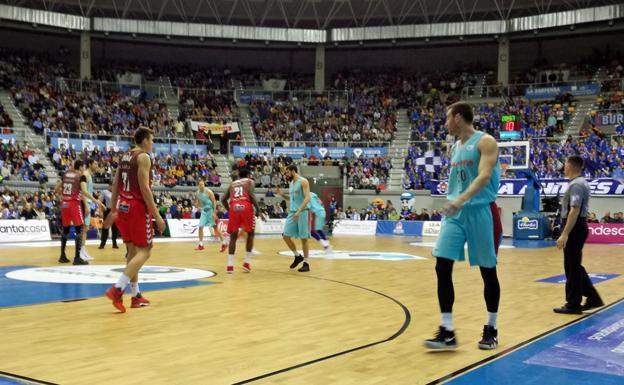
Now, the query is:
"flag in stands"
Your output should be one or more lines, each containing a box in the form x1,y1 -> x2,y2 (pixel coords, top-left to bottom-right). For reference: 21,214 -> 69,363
416,150 -> 442,173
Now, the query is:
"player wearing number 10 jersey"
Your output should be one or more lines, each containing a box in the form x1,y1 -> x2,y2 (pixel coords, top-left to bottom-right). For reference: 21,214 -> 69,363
221,168 -> 262,273
105,127 -> 166,313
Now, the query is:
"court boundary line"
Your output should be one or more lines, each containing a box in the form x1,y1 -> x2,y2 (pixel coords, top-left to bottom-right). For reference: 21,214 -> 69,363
425,297 -> 624,385
0,371 -> 58,385
231,269 -> 412,385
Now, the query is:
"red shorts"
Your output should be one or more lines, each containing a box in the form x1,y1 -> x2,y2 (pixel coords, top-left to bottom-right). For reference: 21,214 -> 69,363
61,200 -> 84,227
227,201 -> 255,234
116,199 -> 154,248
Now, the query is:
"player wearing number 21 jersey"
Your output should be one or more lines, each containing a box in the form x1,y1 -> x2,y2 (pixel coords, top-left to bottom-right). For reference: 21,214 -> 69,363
105,127 -> 166,313
221,168 -> 262,273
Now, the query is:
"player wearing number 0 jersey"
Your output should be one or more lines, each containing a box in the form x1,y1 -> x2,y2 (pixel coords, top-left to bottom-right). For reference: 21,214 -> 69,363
221,168 -> 262,273
426,101 -> 502,352
105,127 -> 166,313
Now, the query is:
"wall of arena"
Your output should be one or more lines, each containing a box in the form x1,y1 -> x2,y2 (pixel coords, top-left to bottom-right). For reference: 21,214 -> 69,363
2,27 -> 623,75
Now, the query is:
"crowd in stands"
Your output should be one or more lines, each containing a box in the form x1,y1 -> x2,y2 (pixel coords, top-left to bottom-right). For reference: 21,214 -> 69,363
331,68 -> 482,107
13,87 -> 174,138
345,156 -> 391,190
403,132 -> 624,190
48,145 -> 221,187
249,98 -> 397,145
511,63 -> 596,85
331,200 -> 443,222
239,70 -> 313,90
179,89 -> 239,124
0,141 -> 47,183
409,100 -> 572,142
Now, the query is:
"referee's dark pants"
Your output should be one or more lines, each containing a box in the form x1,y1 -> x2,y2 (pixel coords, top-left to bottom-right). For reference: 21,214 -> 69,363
563,216 -> 600,307
100,208 -> 119,248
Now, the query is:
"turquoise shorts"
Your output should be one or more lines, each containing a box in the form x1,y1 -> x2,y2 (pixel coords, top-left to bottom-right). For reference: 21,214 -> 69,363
199,211 -> 216,228
283,209 -> 310,239
432,203 -> 502,268
312,211 -> 325,231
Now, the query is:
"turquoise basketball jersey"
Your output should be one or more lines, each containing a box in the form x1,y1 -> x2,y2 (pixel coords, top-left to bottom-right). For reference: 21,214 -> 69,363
447,131 -> 499,206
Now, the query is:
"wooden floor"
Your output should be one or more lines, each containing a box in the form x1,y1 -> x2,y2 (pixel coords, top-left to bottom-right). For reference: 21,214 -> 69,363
0,236 -> 622,385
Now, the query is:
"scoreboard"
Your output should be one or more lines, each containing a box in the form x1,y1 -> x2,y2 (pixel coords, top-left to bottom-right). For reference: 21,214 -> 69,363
500,114 -> 522,139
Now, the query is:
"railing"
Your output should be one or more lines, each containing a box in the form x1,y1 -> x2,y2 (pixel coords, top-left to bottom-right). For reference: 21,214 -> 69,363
228,139 -> 391,153
44,130 -> 205,147
234,89 -> 351,105
461,80 -> 600,99
53,77 -> 172,99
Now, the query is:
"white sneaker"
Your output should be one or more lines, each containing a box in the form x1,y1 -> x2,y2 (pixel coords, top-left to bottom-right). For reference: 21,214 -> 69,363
80,249 -> 94,261
252,249 -> 261,255
323,245 -> 333,253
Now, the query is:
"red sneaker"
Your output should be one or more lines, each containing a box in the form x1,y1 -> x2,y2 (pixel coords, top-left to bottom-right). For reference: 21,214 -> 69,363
220,244 -> 227,252
105,286 -> 126,313
226,265 -> 234,274
195,245 -> 205,251
131,295 -> 151,308
242,262 -> 251,273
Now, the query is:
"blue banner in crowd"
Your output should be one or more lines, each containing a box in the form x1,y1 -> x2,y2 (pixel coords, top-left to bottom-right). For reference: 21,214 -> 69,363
525,83 -> 600,99
0,134 -> 16,144
232,146 -> 272,157
309,147 -> 349,159
49,137 -> 207,156
239,94 -> 273,104
152,143 -> 207,156
376,220 -> 424,236
597,111 -> 623,127
232,146 -> 388,159
430,178 -> 624,197
274,147 -> 307,158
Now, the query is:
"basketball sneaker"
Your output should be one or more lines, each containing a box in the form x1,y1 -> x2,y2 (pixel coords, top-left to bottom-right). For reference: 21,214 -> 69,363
242,262 -> 251,273
226,265 -> 234,274
72,258 -> 88,265
58,255 -> 70,263
290,254 -> 304,269
131,294 -> 150,308
195,245 -> 205,251
252,249 -> 261,256
220,243 -> 228,252
80,249 -> 94,261
105,286 -> 126,313
478,325 -> 498,350
323,245 -> 333,253
298,262 -> 310,272
425,326 -> 457,350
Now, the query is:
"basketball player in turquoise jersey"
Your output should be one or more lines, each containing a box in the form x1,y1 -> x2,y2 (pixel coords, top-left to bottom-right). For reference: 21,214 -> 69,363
195,180 -> 226,252
425,101 -> 503,351
80,158 -> 100,261
281,164 -> 312,272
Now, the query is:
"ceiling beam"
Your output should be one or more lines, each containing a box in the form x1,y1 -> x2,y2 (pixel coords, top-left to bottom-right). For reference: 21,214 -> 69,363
226,0 -> 239,24
277,0 -> 290,28
259,0 -> 276,27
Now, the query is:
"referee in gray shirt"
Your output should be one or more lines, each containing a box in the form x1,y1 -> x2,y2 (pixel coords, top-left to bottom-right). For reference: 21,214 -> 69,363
99,183 -> 119,249
554,156 -> 603,314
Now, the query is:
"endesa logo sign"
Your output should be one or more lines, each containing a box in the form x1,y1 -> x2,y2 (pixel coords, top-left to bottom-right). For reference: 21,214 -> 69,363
587,224 -> 624,244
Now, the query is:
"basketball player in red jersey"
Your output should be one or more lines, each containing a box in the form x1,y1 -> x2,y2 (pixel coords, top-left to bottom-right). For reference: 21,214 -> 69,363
105,128 -> 166,313
221,168 -> 263,273
55,160 -> 103,265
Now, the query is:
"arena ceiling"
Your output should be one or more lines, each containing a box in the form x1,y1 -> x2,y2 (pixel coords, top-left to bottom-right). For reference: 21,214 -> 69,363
0,0 -> 617,28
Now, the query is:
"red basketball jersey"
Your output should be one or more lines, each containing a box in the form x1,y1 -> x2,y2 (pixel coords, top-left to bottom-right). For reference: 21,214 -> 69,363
228,178 -> 253,205
61,171 -> 83,202
118,149 -> 152,201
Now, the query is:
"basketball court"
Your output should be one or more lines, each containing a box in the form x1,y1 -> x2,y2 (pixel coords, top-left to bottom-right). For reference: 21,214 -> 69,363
1,235 -> 622,384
